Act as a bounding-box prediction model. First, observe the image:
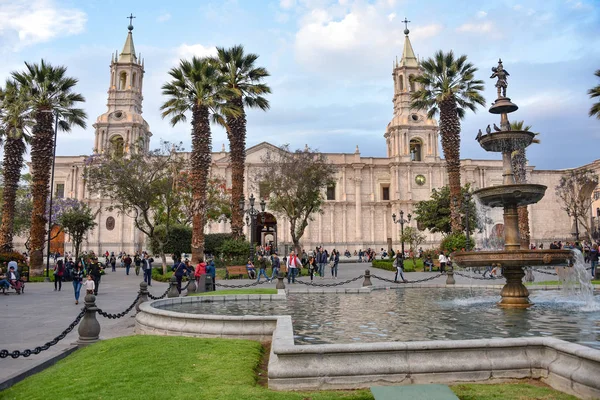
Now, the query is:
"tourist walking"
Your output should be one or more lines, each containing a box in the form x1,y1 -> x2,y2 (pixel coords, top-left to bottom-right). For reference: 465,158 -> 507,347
172,257 -> 187,293
307,256 -> 317,281
110,255 -> 117,272
194,258 -> 206,286
590,243 -> 599,278
124,254 -> 132,275
142,254 -> 152,286
394,250 -> 407,283
134,254 -> 141,276
270,253 -> 280,280
330,249 -> 339,278
72,263 -> 84,304
317,248 -> 327,278
53,260 -> 65,291
287,251 -> 301,284
438,252 -> 448,273
89,258 -> 103,295
256,255 -> 271,283
84,274 -> 95,295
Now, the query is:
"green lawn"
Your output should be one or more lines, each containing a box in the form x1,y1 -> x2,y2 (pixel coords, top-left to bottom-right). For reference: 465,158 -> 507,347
189,288 -> 278,296
526,280 -> 600,286
0,336 -> 577,400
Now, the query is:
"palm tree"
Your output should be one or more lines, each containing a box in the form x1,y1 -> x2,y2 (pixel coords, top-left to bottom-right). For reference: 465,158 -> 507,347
12,60 -> 87,273
161,57 -> 239,262
212,45 -> 271,240
510,120 -> 540,249
0,80 -> 32,252
410,51 -> 485,232
589,69 -> 600,119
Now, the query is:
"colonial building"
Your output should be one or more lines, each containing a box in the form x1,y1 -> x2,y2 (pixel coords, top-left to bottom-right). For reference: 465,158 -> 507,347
18,25 -> 585,256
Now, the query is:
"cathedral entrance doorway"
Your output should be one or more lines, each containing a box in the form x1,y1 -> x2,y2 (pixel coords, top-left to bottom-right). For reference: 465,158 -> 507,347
255,212 -> 277,253
50,225 -> 65,256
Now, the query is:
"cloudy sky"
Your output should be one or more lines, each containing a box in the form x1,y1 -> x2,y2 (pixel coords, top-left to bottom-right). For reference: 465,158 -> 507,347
0,0 -> 598,170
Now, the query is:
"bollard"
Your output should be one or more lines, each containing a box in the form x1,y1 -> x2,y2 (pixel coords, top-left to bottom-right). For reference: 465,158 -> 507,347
275,271 -> 286,290
204,275 -> 214,292
524,267 -> 535,283
78,294 -> 100,346
446,266 -> 456,285
167,275 -> 179,298
187,277 -> 197,294
362,269 -> 372,287
135,281 -> 149,313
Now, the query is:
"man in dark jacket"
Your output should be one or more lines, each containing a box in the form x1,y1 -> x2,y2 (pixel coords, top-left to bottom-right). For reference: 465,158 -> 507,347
172,258 -> 187,293
89,259 -> 103,295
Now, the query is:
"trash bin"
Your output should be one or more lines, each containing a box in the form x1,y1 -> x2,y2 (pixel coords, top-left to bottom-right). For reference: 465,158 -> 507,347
197,275 -> 206,293
205,275 -> 214,292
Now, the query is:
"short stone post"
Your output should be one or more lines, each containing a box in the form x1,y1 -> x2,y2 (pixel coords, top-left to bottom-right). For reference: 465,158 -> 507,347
187,277 -> 197,294
524,267 -> 535,283
362,269 -> 372,287
135,281 -> 149,313
78,294 -> 100,346
205,275 -> 214,292
197,275 -> 207,293
167,275 -> 179,298
446,266 -> 456,285
275,271 -> 286,290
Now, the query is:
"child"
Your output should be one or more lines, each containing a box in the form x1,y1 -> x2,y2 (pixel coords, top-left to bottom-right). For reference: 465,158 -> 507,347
84,274 -> 96,295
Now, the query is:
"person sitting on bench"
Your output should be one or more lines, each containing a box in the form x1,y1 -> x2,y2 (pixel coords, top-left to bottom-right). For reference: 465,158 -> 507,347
7,266 -> 22,294
0,269 -> 10,294
246,259 -> 256,280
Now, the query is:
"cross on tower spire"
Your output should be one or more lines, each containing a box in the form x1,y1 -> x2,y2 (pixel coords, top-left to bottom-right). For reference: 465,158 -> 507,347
127,13 -> 136,31
402,17 -> 411,34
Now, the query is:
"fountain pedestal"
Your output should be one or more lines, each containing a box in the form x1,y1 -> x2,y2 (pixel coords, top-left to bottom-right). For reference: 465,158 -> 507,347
499,266 -> 530,308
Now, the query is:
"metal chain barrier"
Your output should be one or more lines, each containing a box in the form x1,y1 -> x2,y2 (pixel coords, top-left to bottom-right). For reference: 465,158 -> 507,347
97,292 -> 142,319
531,268 -> 559,276
295,275 -> 364,287
371,273 -> 446,284
0,309 -> 85,359
181,280 -> 191,291
453,271 -> 505,281
216,279 -> 269,289
148,287 -> 170,300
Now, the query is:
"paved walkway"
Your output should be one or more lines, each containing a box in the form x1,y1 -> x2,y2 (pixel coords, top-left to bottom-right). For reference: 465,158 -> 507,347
0,262 -> 579,385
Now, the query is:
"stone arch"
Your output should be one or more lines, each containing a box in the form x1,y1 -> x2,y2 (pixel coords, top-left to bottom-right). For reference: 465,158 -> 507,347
409,137 -> 423,161
132,72 -> 137,88
109,135 -> 125,158
409,74 -> 416,92
399,74 -> 404,92
118,71 -> 127,90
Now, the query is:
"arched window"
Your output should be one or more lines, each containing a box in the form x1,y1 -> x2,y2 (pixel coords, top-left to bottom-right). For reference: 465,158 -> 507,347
118,72 -> 127,90
109,135 -> 125,158
409,138 -> 422,161
132,72 -> 137,88
409,74 -> 416,92
399,74 -> 404,92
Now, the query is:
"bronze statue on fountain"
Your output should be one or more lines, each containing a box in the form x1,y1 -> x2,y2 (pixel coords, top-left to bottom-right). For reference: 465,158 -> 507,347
453,59 -> 573,308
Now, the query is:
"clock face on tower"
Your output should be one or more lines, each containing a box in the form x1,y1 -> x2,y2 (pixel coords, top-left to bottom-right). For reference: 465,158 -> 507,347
415,174 -> 426,186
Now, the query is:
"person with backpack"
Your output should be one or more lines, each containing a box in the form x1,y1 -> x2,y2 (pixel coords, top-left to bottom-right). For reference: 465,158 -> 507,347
53,259 -> 65,291
256,255 -> 271,283
172,257 -> 188,293
394,250 -> 407,283
134,254 -> 141,276
123,254 -> 132,275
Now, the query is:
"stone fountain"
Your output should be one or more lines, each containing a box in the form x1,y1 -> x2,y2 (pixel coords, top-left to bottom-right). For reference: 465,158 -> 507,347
452,59 -> 573,308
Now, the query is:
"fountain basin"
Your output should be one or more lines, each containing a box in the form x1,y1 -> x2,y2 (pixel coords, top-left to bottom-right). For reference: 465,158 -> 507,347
474,184 -> 547,208
478,130 -> 535,153
451,249 -> 573,269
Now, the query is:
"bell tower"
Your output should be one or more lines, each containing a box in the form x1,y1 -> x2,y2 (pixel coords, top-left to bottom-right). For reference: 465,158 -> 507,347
385,19 -> 438,162
93,16 -> 151,156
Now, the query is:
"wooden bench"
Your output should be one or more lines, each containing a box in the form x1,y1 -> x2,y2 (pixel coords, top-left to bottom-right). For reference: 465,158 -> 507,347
225,266 -> 248,279
371,384 -> 459,400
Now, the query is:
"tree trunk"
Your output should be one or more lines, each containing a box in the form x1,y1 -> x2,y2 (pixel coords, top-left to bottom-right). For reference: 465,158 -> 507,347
227,97 -> 247,240
512,149 -> 531,249
439,98 -> 462,233
0,135 -> 26,253
29,109 -> 55,275
189,104 -> 211,263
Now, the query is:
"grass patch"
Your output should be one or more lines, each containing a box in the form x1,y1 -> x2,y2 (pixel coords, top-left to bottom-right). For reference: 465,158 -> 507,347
189,288 -> 278,296
371,259 -> 417,272
451,382 -> 577,400
0,336 -> 371,400
526,280 -> 600,286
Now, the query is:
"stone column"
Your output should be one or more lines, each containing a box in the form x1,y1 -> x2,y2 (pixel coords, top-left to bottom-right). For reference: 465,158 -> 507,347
354,169 -> 362,242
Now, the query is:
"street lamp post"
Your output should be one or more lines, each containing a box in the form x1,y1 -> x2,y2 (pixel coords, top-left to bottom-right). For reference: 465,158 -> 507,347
240,194 -> 266,261
392,210 -> 411,257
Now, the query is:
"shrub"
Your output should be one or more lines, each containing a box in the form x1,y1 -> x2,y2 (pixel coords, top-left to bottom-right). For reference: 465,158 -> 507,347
204,233 -> 236,255
440,233 -> 474,253
218,238 -> 251,259
149,224 -> 192,255
371,259 -> 415,272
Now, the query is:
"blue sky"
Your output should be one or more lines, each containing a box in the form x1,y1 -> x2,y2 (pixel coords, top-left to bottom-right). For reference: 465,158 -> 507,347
1,0 -> 599,169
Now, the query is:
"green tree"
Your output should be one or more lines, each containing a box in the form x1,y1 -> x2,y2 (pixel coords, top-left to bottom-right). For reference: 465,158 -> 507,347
0,79 -> 32,252
12,60 -> 87,274
510,120 -> 540,249
400,226 -> 426,265
58,202 -> 97,262
410,51 -> 485,233
589,69 -> 600,119
257,145 -> 336,253
413,185 -> 478,235
555,169 -> 599,242
213,45 -> 271,240
84,141 -> 185,272
161,56 -> 239,262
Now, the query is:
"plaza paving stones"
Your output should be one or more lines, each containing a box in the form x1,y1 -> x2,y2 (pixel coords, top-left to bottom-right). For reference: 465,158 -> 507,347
0,261 -> 586,386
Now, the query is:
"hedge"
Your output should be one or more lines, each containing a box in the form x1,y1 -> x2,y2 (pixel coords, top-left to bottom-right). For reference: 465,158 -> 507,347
205,233 -> 235,255
149,224 -> 192,255
371,259 -> 416,272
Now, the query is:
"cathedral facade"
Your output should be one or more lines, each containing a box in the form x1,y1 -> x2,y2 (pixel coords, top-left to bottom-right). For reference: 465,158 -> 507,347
17,26 -> 583,256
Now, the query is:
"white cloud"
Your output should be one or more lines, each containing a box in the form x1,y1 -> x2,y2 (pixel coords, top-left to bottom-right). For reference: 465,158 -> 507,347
157,13 -> 171,23
412,23 -> 443,38
276,12 -> 290,23
280,0 -> 296,9
476,11 -> 487,18
175,44 -> 217,62
513,4 -> 523,10
388,12 -> 396,21
456,21 -> 494,33
0,0 -> 86,50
